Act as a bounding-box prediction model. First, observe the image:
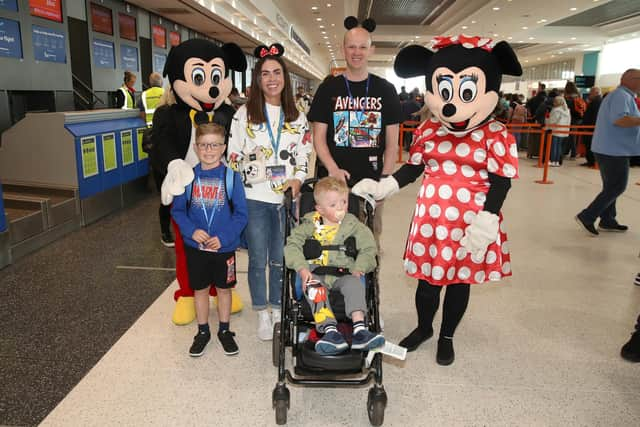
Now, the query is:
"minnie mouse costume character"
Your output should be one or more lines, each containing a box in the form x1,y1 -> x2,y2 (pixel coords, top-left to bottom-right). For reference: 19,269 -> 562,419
353,35 -> 523,365
152,39 -> 247,325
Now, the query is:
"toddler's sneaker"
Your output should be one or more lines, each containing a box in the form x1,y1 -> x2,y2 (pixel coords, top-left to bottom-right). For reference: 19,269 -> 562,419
351,329 -> 385,351
218,330 -> 239,356
315,330 -> 348,355
189,331 -> 211,357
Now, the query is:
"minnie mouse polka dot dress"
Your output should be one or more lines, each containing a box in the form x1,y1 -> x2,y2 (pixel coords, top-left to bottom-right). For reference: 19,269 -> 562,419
403,118 -> 518,285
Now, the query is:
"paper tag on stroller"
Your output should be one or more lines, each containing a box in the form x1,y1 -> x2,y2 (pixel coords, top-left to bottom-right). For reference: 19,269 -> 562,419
366,341 -> 407,366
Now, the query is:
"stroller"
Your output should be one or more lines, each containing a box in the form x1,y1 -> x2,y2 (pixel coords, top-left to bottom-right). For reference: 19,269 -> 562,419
272,179 -> 387,426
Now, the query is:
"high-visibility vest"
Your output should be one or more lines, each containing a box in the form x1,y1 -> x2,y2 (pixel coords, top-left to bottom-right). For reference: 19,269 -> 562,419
141,87 -> 164,125
119,86 -> 135,110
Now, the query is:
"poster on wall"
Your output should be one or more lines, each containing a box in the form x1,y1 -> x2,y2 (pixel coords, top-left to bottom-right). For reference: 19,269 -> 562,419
32,25 -> 66,63
120,130 -> 134,166
152,52 -> 166,73
92,38 -> 115,68
0,18 -> 22,59
29,0 -> 62,23
118,13 -> 136,41
81,136 -> 99,178
136,128 -> 148,160
102,133 -> 117,172
0,0 -> 18,12
120,45 -> 138,71
169,31 -> 180,47
90,2 -> 113,36
152,25 -> 166,49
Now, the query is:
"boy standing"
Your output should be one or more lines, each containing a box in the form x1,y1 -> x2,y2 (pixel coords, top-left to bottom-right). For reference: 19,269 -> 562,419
284,177 -> 384,355
171,123 -> 248,356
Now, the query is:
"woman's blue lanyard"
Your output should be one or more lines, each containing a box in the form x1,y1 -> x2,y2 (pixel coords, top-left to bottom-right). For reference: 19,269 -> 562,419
343,74 -> 370,123
263,105 -> 284,154
197,176 -> 220,233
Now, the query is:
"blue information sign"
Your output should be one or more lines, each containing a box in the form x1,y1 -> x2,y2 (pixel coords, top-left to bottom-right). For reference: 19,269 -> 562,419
120,44 -> 138,71
93,38 -> 115,68
32,25 -> 66,63
0,18 -> 22,59
152,52 -> 166,73
0,0 -> 18,12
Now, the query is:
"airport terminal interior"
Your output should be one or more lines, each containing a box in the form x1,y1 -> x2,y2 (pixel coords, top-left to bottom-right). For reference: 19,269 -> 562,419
1,0 -> 639,426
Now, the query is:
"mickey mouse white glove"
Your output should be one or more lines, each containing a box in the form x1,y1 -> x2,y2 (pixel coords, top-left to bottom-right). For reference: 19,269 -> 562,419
460,211 -> 500,259
160,159 -> 194,205
352,176 -> 399,201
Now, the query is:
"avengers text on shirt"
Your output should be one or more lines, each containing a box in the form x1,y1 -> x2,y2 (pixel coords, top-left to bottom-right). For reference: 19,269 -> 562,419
333,95 -> 383,148
191,178 -> 225,209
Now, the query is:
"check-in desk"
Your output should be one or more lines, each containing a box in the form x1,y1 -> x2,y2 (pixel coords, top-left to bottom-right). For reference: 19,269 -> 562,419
0,110 -> 149,265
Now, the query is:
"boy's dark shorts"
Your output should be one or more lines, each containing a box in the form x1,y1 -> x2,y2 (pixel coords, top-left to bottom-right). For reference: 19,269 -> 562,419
184,245 -> 237,291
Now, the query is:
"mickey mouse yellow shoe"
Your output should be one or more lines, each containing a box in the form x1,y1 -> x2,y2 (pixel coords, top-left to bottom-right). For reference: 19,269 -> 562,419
172,296 -> 196,325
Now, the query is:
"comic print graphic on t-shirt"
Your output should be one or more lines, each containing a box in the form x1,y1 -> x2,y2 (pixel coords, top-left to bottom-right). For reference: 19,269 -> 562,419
332,95 -> 383,148
191,177 -> 225,210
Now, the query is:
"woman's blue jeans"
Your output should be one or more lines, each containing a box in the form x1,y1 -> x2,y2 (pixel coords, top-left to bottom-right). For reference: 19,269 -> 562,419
245,199 -> 285,310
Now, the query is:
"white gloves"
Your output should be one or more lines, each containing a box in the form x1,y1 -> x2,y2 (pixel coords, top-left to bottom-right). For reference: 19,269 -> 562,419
460,211 -> 500,259
352,176 -> 399,201
160,159 -> 194,205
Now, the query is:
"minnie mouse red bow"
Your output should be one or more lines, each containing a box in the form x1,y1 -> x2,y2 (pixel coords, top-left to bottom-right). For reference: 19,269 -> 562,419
431,35 -> 495,52
254,43 -> 284,59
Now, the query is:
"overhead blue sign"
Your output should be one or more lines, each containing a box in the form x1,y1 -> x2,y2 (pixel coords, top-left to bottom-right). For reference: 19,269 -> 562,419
93,38 -> 115,68
0,18 -> 22,59
0,0 -> 18,12
32,25 -> 66,63
120,44 -> 138,71
152,52 -> 166,73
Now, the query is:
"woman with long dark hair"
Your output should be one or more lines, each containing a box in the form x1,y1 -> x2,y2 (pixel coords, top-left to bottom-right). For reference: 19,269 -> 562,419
227,44 -> 313,340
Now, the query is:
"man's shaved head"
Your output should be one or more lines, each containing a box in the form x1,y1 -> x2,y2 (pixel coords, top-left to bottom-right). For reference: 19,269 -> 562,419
343,27 -> 372,47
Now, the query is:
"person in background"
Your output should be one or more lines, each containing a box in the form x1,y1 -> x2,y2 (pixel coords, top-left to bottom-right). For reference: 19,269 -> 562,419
546,96 -> 571,167
576,69 -> 640,236
115,71 -> 136,109
580,86 -> 603,167
508,94 -> 527,149
139,72 -> 164,126
527,83 -> 547,121
564,81 -> 585,159
399,85 -> 409,101
228,87 -> 247,110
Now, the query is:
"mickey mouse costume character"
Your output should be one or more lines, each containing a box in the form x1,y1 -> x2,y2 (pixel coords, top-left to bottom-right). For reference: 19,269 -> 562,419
353,35 -> 523,365
151,39 -> 247,325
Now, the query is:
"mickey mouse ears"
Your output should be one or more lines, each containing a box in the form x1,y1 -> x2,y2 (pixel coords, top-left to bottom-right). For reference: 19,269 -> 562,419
344,16 -> 376,32
254,43 -> 285,59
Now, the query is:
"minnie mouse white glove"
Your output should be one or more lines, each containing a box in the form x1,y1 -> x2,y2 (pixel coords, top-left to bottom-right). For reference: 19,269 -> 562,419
460,211 -> 499,259
160,159 -> 194,205
352,176 -> 399,201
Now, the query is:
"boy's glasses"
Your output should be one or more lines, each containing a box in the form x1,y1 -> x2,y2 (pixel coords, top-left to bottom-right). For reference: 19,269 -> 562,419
196,142 -> 225,150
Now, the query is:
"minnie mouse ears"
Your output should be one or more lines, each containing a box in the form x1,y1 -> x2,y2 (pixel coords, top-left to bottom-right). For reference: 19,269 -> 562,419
254,43 -> 285,59
344,16 -> 376,33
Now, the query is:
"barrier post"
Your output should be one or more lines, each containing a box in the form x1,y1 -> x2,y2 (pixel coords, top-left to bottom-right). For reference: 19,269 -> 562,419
535,131 -> 554,184
537,129 -> 546,168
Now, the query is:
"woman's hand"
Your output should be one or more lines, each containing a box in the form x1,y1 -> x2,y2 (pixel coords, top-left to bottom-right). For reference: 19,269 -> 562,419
282,179 -> 302,197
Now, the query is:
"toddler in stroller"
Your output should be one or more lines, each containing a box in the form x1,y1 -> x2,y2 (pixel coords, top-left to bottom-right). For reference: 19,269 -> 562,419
284,176 -> 385,355
272,176 -> 388,425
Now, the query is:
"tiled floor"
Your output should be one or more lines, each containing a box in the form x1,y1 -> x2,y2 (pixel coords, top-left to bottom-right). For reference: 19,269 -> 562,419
4,157 -> 640,426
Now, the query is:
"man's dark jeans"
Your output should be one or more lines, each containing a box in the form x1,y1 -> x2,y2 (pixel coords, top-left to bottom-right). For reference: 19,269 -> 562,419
579,153 -> 629,225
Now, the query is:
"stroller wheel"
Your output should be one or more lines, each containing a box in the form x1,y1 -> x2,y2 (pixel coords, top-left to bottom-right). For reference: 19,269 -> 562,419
273,385 -> 290,425
367,386 -> 387,426
272,322 -> 281,367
